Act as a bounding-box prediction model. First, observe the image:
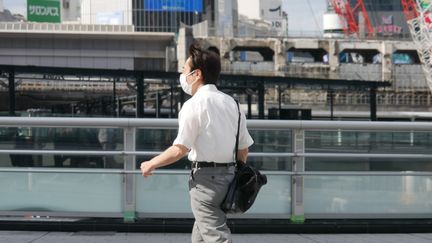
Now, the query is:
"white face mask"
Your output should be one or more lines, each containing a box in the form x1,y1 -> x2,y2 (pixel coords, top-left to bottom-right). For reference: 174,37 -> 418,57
179,70 -> 198,95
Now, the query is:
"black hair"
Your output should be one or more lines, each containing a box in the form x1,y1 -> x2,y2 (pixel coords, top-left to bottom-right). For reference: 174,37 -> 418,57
207,46 -> 220,56
188,43 -> 221,85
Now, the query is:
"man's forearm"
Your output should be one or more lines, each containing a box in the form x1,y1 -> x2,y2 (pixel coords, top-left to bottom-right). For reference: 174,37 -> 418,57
148,145 -> 188,169
237,148 -> 249,163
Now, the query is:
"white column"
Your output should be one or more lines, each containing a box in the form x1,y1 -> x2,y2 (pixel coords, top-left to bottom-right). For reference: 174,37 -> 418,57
382,42 -> 394,81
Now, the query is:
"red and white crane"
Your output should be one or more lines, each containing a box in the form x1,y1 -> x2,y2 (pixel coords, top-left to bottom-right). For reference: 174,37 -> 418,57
402,0 -> 432,93
328,0 -> 375,38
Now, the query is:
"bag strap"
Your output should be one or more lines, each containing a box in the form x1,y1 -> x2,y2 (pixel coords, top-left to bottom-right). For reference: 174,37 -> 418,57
234,100 -> 241,163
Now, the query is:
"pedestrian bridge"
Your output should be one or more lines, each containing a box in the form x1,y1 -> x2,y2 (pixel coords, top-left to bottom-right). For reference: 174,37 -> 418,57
0,117 -> 431,228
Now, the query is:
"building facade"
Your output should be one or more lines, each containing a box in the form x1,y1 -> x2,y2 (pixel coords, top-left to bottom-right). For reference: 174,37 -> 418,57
237,0 -> 287,37
352,0 -> 410,39
80,0 -> 132,25
132,0 -> 205,32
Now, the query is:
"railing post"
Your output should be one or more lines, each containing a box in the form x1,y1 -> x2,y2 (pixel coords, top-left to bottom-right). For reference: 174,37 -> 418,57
370,87 -> 377,121
291,128 -> 305,223
136,73 -> 144,118
258,82 -> 265,119
8,71 -> 15,116
123,127 -> 136,222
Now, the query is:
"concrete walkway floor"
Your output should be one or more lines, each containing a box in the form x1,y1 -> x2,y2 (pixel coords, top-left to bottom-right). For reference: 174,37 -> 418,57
1,231 -> 432,243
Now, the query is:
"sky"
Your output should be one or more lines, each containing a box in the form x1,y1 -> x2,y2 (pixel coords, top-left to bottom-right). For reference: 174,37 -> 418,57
2,0 -> 328,33
283,0 -> 327,34
3,0 -> 26,16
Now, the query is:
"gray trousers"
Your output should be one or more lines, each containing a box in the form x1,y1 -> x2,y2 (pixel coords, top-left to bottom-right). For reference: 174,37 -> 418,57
189,166 -> 235,243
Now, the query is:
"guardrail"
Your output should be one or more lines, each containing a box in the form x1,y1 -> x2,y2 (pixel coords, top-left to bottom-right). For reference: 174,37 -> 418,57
0,22 -> 134,33
1,117 -> 432,222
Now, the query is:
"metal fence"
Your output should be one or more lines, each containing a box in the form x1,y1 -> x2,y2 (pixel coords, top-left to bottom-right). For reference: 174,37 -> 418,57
0,22 -> 135,33
0,21 -> 414,42
0,117 -> 432,222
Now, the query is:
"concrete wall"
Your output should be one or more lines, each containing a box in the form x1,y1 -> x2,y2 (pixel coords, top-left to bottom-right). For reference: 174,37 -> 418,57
195,36 -> 427,90
0,32 -> 174,71
393,65 -> 429,91
177,27 -> 194,72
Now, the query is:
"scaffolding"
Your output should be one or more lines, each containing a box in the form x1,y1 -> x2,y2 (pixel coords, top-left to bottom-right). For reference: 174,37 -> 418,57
402,0 -> 432,93
329,0 -> 375,38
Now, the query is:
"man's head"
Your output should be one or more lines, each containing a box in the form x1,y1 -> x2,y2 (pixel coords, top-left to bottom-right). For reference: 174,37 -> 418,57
180,43 -> 221,95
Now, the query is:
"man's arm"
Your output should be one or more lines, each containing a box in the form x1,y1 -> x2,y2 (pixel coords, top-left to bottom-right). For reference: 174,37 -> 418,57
237,148 -> 249,163
140,144 -> 189,177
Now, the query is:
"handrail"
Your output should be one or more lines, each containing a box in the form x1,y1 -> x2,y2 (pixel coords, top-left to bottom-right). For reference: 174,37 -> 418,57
0,149 -> 159,156
1,117 -> 432,131
0,168 -> 293,175
297,153 -> 432,159
1,150 -> 432,159
0,168 -> 431,177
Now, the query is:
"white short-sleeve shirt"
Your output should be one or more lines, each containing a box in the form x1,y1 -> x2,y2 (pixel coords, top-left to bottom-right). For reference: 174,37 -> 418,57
173,84 -> 254,163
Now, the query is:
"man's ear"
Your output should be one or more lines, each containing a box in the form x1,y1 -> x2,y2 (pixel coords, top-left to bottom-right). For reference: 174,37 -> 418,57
195,69 -> 202,79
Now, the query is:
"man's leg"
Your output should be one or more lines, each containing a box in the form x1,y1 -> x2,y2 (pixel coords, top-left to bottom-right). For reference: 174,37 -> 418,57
189,167 -> 234,243
190,169 -> 205,243
191,221 -> 205,243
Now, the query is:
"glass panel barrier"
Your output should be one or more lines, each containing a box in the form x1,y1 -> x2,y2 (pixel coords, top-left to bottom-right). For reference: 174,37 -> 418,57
304,175 -> 432,214
135,129 -> 293,171
135,128 -> 293,216
306,158 -> 432,172
249,130 -> 292,171
0,127 -> 124,168
135,129 -> 292,155
0,172 -> 123,213
306,131 -> 432,154
0,127 -> 124,151
247,156 -> 292,171
249,130 -> 292,153
0,153 -> 124,169
305,130 -> 432,171
1,118 -> 432,220
136,129 -> 186,169
304,130 -> 432,216
136,129 -> 178,152
135,173 -> 191,214
135,173 -> 291,216
243,174 -> 291,215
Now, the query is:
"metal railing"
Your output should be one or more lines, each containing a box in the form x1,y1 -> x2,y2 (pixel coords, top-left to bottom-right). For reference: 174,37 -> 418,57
0,22 -> 135,33
1,117 -> 432,222
0,80 -> 131,92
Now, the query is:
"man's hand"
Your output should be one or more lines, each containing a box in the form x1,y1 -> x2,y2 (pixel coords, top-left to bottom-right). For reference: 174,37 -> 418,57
139,145 -> 188,179
140,161 -> 155,178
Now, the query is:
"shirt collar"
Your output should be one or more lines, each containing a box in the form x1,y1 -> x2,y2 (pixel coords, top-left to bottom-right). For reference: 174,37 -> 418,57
195,84 -> 217,95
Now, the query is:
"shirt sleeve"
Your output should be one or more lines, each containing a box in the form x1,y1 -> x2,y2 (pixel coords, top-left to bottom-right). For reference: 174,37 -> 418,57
173,102 -> 199,150
238,110 -> 254,150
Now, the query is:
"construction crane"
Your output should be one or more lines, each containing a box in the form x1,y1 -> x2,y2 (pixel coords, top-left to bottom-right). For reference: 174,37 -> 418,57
402,0 -> 432,93
328,0 -> 375,38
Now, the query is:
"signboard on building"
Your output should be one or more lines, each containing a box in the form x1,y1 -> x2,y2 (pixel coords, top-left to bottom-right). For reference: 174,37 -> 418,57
375,15 -> 402,35
27,0 -> 61,23
260,0 -> 287,35
144,0 -> 202,13
371,11 -> 408,37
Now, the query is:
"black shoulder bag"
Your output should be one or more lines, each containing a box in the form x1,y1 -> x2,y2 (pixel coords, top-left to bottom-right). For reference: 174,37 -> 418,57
221,100 -> 267,214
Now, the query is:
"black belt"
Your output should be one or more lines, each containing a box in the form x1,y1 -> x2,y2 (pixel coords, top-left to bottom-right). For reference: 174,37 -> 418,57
192,161 -> 236,168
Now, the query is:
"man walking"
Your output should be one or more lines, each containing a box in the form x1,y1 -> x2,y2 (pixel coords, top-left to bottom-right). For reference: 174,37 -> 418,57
140,43 -> 254,243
